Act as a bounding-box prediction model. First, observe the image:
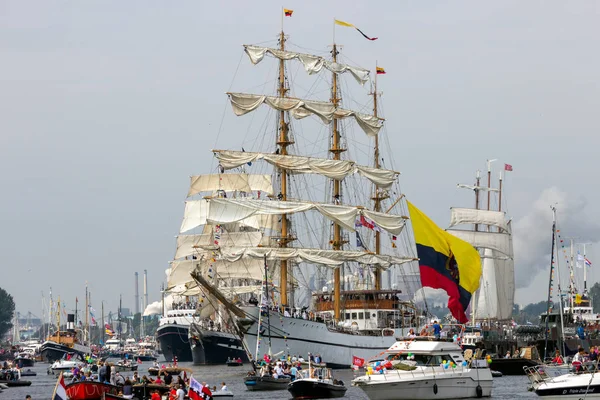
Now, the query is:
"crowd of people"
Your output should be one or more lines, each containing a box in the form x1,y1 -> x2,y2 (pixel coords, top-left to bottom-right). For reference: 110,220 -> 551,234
247,353 -> 326,382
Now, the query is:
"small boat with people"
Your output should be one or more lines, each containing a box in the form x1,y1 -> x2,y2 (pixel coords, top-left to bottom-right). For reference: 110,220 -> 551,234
19,369 -> 37,377
288,367 -> 347,399
490,346 -> 541,376
113,360 -> 138,372
147,365 -> 190,376
12,356 -> 35,368
244,373 -> 291,391
352,337 -> 493,400
226,357 -> 243,367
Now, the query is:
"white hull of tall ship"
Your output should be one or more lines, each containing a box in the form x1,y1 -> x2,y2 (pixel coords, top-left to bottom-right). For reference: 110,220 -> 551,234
240,306 -> 409,369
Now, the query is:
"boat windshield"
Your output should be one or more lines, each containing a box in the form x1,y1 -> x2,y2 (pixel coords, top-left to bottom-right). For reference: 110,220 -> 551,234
387,354 -> 454,366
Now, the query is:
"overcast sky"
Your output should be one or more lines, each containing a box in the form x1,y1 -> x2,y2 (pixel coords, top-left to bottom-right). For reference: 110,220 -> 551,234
2,1 -> 599,321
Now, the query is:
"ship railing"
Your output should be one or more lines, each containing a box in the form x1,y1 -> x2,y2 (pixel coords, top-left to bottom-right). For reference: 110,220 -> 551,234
524,365 -> 551,385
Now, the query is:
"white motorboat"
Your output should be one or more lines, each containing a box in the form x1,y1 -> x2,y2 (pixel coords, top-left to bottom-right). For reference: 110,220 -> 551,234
526,364 -> 600,398
49,356 -> 85,372
352,338 -> 493,400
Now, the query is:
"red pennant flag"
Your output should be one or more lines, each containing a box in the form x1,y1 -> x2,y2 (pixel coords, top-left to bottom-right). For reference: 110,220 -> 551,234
504,163 -> 513,171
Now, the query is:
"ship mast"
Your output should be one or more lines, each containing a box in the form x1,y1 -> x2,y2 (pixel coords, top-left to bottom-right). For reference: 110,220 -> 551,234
277,29 -> 292,309
372,64 -> 387,290
331,43 -> 344,320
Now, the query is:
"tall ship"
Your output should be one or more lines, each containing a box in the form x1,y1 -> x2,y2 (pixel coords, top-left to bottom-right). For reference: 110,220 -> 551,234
158,166 -> 272,363
184,17 -> 426,369
447,162 -> 516,356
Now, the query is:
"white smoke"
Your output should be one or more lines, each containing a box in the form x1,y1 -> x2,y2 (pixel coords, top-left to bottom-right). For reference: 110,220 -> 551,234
513,187 -> 600,288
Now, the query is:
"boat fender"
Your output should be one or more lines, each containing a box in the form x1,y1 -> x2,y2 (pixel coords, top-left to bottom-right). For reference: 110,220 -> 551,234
476,384 -> 482,398
433,383 -> 438,394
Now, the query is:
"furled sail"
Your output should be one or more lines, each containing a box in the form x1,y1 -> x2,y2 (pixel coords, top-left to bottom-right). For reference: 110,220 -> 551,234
218,246 -> 416,269
213,150 -> 398,189
243,45 -> 370,85
456,184 -> 499,192
475,248 -> 499,320
493,221 -> 515,319
206,197 -> 407,234
175,231 -> 264,259
446,229 -> 511,257
180,200 -> 278,233
227,93 -> 383,137
187,173 -> 273,197
449,208 -> 508,232
167,257 -> 269,289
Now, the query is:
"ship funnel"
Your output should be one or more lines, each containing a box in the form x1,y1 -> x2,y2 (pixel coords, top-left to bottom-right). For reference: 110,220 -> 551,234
67,314 -> 75,331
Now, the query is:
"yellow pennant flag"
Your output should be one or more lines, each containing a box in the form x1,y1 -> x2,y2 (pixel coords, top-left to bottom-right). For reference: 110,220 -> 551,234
334,19 -> 378,41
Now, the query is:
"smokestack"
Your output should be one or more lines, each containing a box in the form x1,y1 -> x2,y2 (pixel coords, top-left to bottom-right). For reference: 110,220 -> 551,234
143,269 -> 148,312
134,272 -> 140,315
67,314 -> 75,331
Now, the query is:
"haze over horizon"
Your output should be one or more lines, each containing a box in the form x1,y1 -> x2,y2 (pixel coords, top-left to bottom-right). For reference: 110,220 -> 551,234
2,1 -> 599,321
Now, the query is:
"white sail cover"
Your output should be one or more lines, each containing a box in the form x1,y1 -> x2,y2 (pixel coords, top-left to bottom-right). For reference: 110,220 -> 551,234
446,229 -> 512,257
206,198 -> 407,235
244,45 -> 370,85
219,246 -> 415,269
449,208 -> 508,232
187,174 -> 273,197
175,231 -> 264,259
213,150 -> 398,189
180,200 -> 278,233
227,93 -> 383,137
457,184 -> 499,192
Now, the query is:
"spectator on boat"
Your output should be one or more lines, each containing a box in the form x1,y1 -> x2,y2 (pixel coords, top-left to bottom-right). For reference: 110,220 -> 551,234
221,382 -> 227,391
122,378 -> 133,399
201,383 -> 212,398
290,363 -> 298,381
164,372 -> 173,386
552,351 -> 563,365
150,390 -> 161,400
513,349 -> 520,358
154,375 -> 163,385
98,362 -> 107,383
505,351 -> 511,359
408,328 -> 416,338
432,321 -> 442,339
175,384 -> 186,400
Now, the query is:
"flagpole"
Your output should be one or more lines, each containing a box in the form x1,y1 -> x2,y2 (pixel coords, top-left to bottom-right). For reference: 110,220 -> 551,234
51,372 -> 62,400
333,18 -> 335,44
281,7 -> 283,33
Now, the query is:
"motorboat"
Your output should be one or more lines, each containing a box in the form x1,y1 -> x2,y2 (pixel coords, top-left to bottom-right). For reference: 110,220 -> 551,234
212,390 -> 234,398
49,353 -> 86,373
526,364 -> 600,398
113,360 -> 138,372
288,367 -> 347,398
226,358 -> 243,367
352,337 -> 493,400
244,374 -> 291,391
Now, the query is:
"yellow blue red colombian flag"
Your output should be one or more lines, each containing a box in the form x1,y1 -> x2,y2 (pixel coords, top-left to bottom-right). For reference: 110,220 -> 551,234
407,201 -> 481,323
